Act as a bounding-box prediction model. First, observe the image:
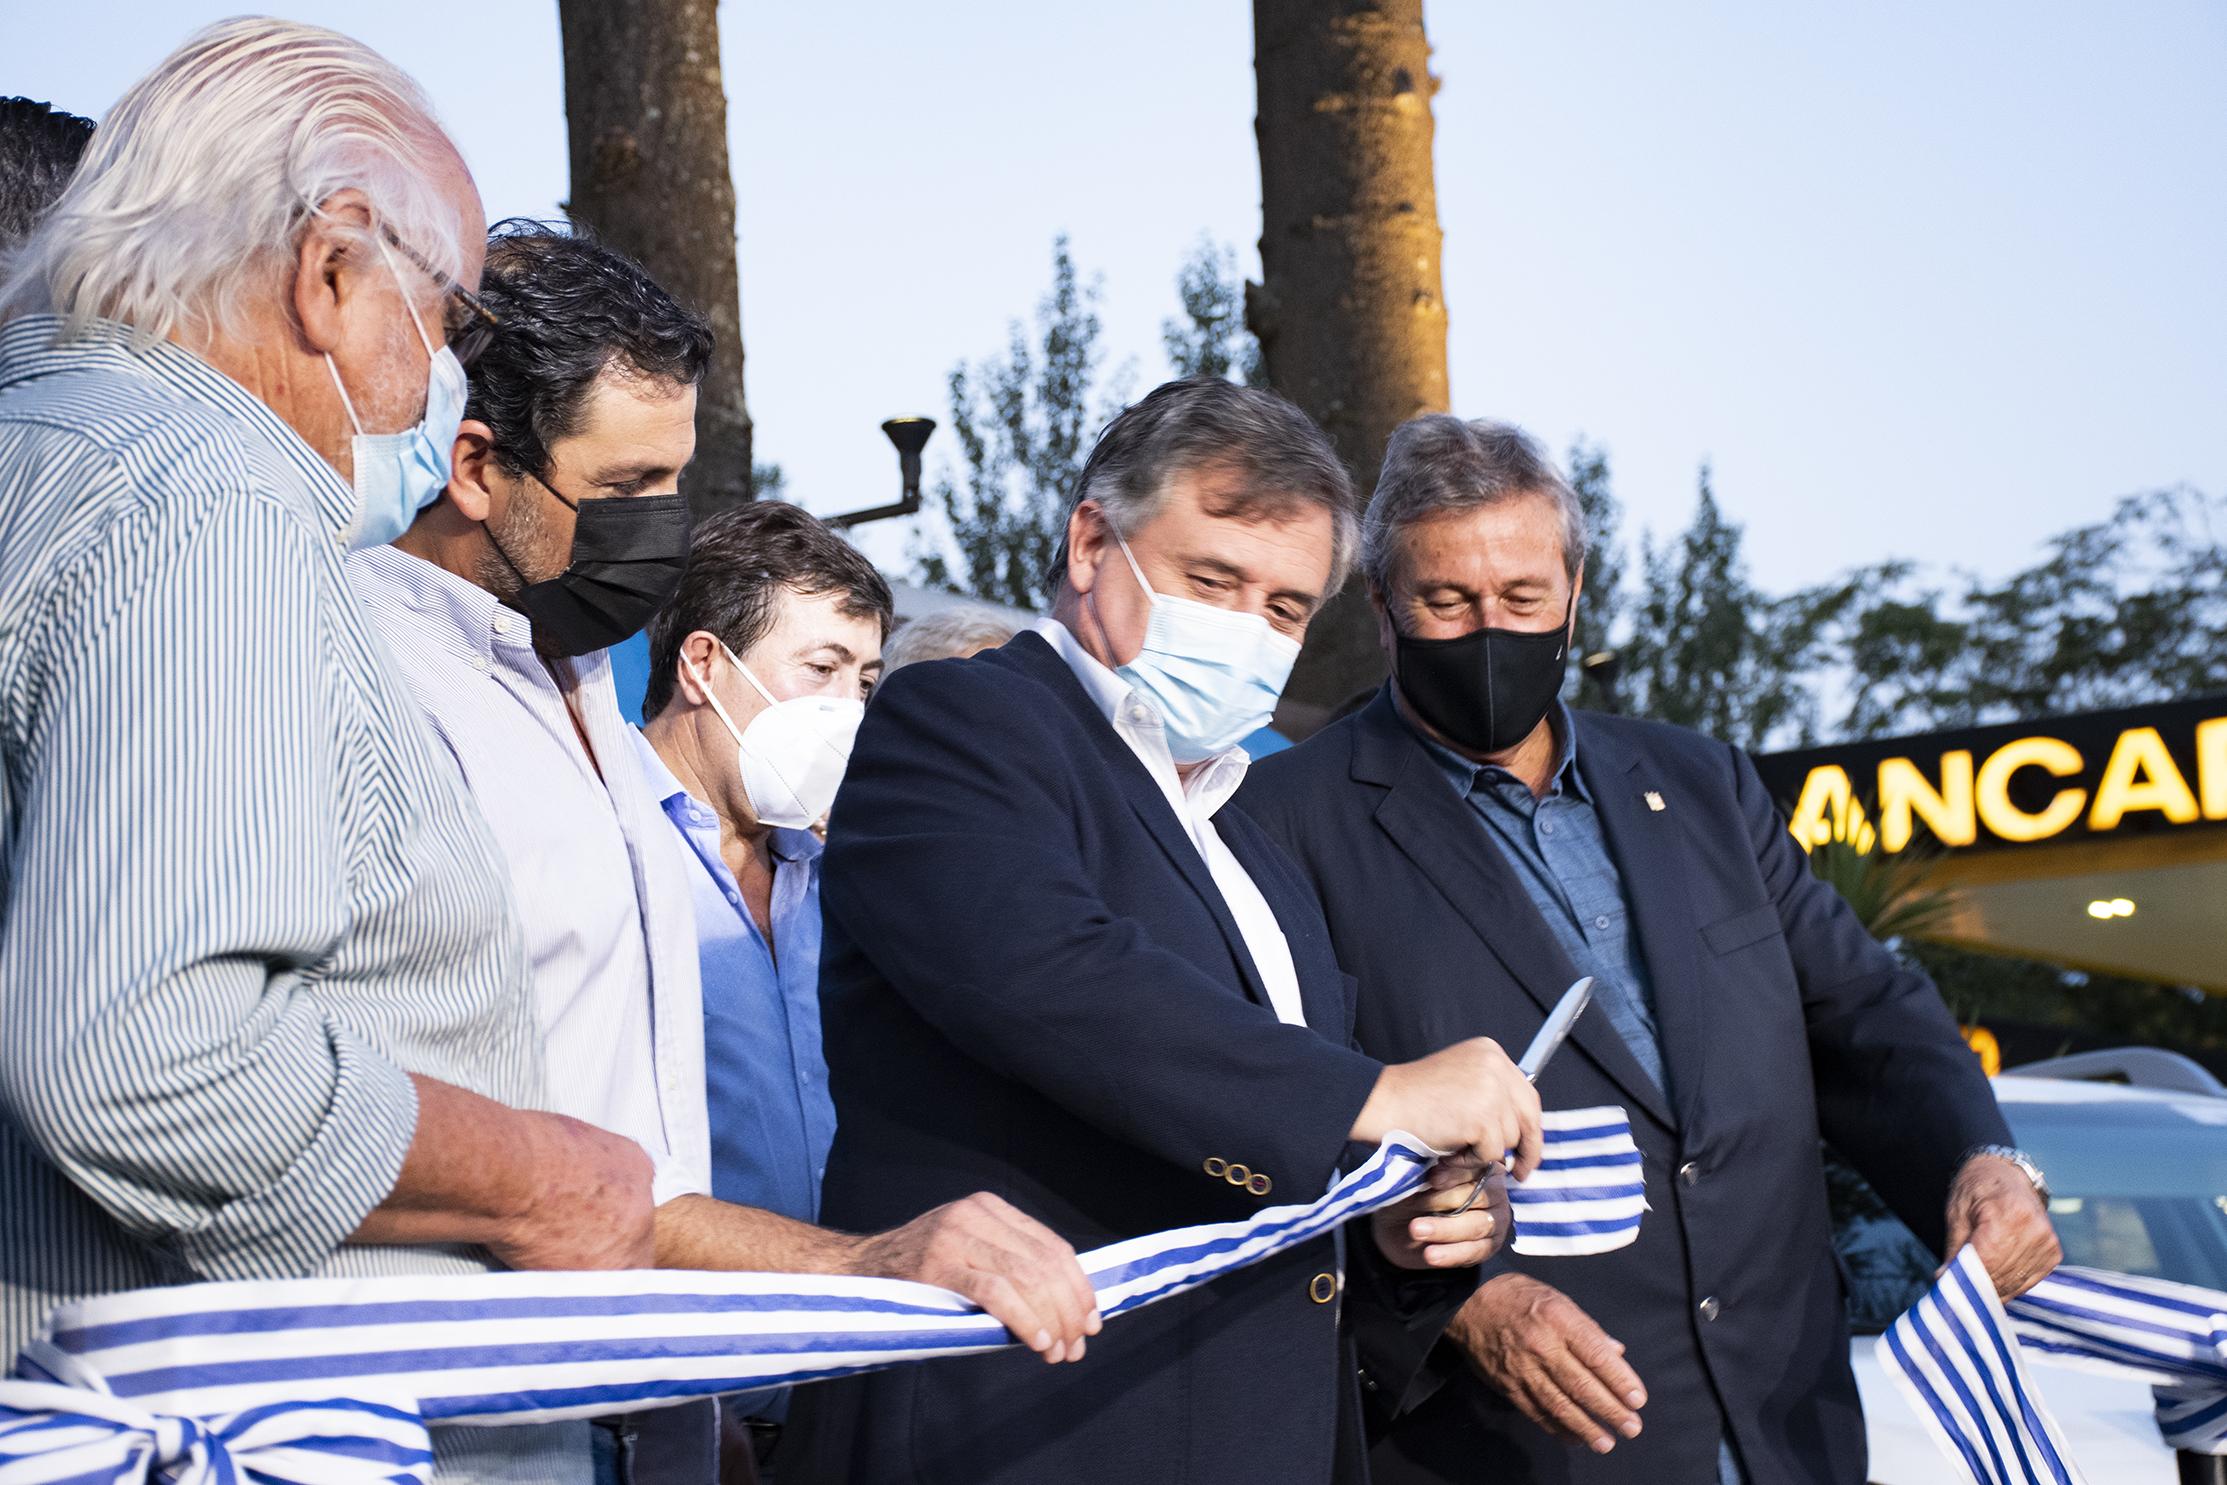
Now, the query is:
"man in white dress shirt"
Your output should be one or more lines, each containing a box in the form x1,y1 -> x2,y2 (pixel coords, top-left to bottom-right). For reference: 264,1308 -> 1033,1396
347,222 -> 1099,1482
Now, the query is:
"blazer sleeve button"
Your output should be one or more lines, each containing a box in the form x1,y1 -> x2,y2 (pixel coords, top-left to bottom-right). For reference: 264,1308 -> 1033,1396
1225,1162 -> 1251,1187
1246,1172 -> 1272,1197
1203,1157 -> 1228,1179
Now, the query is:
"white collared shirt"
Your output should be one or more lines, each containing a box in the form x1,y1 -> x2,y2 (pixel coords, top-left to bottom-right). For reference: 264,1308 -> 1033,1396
349,545 -> 711,1204
1033,618 -> 1308,1028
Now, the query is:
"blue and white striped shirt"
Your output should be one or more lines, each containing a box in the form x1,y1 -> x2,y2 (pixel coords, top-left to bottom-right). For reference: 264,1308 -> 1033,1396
0,318 -> 566,1479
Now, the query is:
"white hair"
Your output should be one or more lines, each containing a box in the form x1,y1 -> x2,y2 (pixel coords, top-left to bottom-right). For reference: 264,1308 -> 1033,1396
0,16 -> 463,345
883,607 -> 1020,673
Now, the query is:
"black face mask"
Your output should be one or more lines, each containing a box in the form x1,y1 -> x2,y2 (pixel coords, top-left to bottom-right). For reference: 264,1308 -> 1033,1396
492,473 -> 693,657
1392,599 -> 1573,755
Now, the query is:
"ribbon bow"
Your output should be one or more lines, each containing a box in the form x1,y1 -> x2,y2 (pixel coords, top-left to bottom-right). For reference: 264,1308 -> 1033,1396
0,1382 -> 432,1484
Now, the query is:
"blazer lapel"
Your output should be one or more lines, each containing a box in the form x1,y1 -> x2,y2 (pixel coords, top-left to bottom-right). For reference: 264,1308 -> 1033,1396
1359,699 -> 1677,1130
1220,816 -> 1350,1037
1005,633 -> 1277,1013
1576,723 -> 1711,1132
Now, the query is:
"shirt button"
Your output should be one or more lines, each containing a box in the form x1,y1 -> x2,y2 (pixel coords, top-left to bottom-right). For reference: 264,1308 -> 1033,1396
1539,821 -> 1557,836
1698,1295 -> 1721,1323
1594,914 -> 1612,931
1679,1161 -> 1700,1187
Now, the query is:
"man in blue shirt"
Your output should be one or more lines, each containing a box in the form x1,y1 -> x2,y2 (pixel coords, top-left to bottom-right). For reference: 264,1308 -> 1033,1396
634,500 -> 895,1470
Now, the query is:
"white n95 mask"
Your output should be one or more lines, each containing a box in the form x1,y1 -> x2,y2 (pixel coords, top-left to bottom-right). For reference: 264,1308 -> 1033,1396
697,642 -> 865,830
1105,529 -> 1300,763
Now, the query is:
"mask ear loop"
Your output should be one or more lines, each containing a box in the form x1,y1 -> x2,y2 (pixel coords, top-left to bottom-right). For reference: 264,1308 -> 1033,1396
1083,507 -> 1154,658
709,641 -> 833,812
687,642 -> 753,750
327,234 -> 446,440
371,233 -> 444,365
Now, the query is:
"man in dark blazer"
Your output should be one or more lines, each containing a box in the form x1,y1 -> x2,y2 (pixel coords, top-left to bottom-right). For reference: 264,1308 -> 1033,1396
1237,415 -> 2064,1485
786,381 -> 1546,1485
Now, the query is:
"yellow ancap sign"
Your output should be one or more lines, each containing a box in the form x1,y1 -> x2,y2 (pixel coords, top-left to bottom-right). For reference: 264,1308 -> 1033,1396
1961,1024 -> 2003,1078
1785,716 -> 2227,855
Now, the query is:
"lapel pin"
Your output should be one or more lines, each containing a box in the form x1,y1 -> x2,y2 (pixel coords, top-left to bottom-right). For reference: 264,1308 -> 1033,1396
1644,790 -> 1667,812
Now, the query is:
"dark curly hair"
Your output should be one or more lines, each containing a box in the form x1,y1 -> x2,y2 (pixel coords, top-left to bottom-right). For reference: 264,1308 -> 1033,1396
0,97 -> 94,249
643,502 -> 894,721
465,218 -> 715,479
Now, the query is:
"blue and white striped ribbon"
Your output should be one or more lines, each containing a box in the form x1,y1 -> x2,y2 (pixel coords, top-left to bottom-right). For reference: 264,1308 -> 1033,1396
1508,1108 -> 1647,1256
1880,1246 -> 2227,1483
2005,1264 -> 2227,1456
0,1112 -> 1641,1484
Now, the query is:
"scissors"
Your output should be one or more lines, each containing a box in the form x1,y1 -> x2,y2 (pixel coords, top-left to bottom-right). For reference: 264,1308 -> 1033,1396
1446,976 -> 1595,1216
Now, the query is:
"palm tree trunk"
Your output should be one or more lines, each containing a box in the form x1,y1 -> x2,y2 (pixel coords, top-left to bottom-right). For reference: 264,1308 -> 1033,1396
558,0 -> 754,519
1251,0 -> 1452,733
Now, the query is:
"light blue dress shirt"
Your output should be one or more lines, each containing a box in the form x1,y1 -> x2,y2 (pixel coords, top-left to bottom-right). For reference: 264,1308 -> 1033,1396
630,729 -> 835,1225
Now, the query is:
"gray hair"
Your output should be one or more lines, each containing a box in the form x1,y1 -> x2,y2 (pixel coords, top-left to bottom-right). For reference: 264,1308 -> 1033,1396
1362,415 -> 1588,594
0,17 -> 462,344
1047,376 -> 1359,597
882,606 -> 1020,674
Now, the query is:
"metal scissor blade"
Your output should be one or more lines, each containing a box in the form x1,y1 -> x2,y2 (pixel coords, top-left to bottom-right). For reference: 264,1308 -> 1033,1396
1518,976 -> 1595,1083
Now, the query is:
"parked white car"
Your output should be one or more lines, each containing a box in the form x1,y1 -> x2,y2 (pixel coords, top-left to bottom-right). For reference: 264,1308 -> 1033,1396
1834,1054 -> 2227,1484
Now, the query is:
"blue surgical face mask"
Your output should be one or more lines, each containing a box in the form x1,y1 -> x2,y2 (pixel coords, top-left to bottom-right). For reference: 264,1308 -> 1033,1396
1099,528 -> 1301,763
327,239 -> 469,551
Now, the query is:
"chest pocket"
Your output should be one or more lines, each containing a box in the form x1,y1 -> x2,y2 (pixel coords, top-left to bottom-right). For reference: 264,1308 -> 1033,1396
1700,903 -> 1783,957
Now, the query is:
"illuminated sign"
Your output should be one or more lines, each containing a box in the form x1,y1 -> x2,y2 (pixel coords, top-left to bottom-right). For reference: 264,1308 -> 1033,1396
1751,698 -> 2227,855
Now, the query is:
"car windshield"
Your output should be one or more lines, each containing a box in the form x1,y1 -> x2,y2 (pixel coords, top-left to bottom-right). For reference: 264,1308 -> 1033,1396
1834,1084 -> 2227,1334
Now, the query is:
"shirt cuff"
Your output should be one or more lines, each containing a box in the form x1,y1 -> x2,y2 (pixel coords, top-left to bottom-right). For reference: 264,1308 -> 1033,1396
649,1147 -> 706,1207
170,1025 -> 419,1281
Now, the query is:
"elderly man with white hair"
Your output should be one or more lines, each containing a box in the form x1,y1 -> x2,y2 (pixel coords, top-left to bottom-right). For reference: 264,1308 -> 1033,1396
0,21 -> 649,1482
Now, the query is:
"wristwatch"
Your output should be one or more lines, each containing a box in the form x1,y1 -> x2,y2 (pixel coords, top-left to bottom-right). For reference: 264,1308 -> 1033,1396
1965,1144 -> 2051,1203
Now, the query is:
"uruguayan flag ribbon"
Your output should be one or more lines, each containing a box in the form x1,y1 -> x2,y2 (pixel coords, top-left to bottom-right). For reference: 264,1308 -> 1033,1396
1,1113 -> 1641,1484
2005,1264 -> 2227,1455
1881,1246 -> 2227,1483
1509,1108 -> 1648,1256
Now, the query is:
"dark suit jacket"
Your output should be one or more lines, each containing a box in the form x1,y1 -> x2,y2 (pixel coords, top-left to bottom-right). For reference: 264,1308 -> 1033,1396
1235,690 -> 2011,1485
785,631 -> 1388,1485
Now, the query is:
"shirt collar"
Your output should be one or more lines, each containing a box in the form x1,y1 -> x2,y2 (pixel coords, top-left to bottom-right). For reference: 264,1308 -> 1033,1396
627,724 -> 822,865
1404,695 -> 1585,803
349,542 -> 539,669
0,315 -> 361,540
1031,616 -> 1253,813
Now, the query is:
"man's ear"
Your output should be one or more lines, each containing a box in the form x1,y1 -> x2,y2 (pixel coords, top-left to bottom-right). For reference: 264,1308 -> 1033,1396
673,629 -> 723,708
1371,586 -> 1397,657
1065,499 -> 1110,597
291,190 -> 374,356
446,419 -> 499,523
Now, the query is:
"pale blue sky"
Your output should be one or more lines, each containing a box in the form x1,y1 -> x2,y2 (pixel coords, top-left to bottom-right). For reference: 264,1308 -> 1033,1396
7,2 -> 2222,595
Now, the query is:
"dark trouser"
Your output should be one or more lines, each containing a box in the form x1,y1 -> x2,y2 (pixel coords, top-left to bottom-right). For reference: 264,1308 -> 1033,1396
590,1400 -> 721,1485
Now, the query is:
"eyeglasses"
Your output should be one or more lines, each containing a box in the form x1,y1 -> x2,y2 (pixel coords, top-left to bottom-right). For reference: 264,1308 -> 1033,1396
379,225 -> 501,370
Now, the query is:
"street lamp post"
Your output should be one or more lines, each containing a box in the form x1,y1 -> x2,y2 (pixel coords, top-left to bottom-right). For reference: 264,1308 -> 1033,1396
825,417 -> 937,530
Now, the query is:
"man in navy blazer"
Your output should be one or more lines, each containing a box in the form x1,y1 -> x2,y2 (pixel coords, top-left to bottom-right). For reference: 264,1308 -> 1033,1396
1237,415 -> 2064,1485
785,381 -> 1547,1485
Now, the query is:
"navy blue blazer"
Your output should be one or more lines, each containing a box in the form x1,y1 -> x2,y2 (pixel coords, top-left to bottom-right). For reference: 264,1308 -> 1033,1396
785,631 -> 1387,1485
1236,690 -> 2011,1485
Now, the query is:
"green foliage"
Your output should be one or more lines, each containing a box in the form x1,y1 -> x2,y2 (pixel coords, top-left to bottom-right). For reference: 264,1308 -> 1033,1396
1913,940 -> 2227,1077
1806,833 -> 1957,946
750,460 -> 786,499
1611,466 -> 1841,749
1162,238 -> 1263,386
1568,454 -> 2226,755
909,236 -> 1117,609
1565,440 -> 1624,712
1821,487 -> 2227,739
912,233 -> 1267,607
